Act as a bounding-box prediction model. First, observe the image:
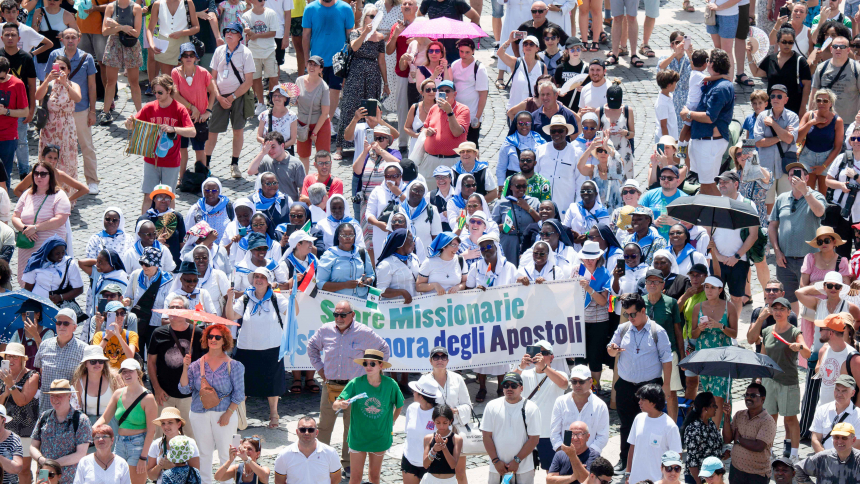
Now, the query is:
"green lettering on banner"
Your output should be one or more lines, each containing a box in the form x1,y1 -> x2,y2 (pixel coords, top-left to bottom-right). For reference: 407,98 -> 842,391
319,299 -> 335,323
389,306 -> 414,329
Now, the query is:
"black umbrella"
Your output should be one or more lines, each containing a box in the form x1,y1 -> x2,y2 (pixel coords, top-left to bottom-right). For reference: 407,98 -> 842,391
666,194 -> 760,230
679,346 -> 783,379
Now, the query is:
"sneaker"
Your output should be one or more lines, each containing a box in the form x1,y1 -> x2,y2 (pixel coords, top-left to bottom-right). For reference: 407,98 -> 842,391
492,41 -> 499,58
230,164 -> 242,179
333,107 -> 341,120
87,183 -> 99,195
97,112 -> 112,126
343,467 -> 351,477
254,102 -> 266,116
144,86 -> 154,96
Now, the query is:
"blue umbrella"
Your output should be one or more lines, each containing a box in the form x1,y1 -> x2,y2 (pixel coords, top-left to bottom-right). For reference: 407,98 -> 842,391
0,290 -> 59,342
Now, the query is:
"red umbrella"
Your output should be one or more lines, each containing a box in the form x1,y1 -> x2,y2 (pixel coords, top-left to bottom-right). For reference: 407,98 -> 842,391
400,17 -> 488,39
155,309 -> 240,326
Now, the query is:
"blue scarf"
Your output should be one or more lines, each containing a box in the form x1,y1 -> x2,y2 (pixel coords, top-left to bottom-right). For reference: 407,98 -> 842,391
254,190 -> 287,212
578,264 -> 611,306
134,239 -> 163,256
244,286 -> 273,315
287,252 -> 317,275
238,233 -> 273,251
453,160 -> 489,175
327,213 -> 356,225
137,269 -> 173,290
451,194 -> 466,210
393,252 -> 411,262
674,243 -> 696,266
197,195 -> 230,218
402,197 -> 428,221
97,228 -> 124,238
146,207 -> 174,218
576,200 -> 610,226
23,235 -> 66,274
632,228 -> 656,250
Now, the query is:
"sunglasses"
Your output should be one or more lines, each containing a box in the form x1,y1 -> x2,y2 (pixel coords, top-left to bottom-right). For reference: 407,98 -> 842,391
333,311 -> 353,318
181,53 -> 197,58
56,320 -> 74,327
531,8 -> 545,12
549,129 -> 567,134
513,183 -> 528,189
816,98 -> 831,103
263,181 -> 278,186
569,46 -> 583,52
664,466 -> 682,473
851,136 -> 860,142
623,254 -> 639,259
363,361 -> 378,367
582,126 -> 596,130
289,213 -> 305,219
570,378 -> 590,385
154,90 -> 167,95
660,176 -> 678,181
539,231 -> 557,237
479,245 -> 494,252
621,189 -> 638,195
204,188 -> 219,194
424,87 -> 437,93
502,382 -> 520,389
770,94 -> 784,100
207,334 -> 223,341
87,360 -> 104,365
595,148 -> 606,154
818,237 -> 834,244
385,174 -> 402,180
469,219 -> 485,225
544,35 -> 557,40
826,283 -> 843,290
375,136 -> 390,142
532,251 -> 548,257
780,40 -> 795,45
523,42 -> 537,47
764,288 -> 781,293
517,121 -> 532,126
833,44 -> 850,49
432,354 -> 448,360
116,310 -> 127,316
33,170 -> 50,178
297,427 -> 316,433
623,311 -> 639,319
438,88 -> 453,93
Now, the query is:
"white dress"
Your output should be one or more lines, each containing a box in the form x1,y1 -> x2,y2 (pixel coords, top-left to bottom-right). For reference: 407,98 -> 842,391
545,0 -> 576,34
375,0 -> 403,113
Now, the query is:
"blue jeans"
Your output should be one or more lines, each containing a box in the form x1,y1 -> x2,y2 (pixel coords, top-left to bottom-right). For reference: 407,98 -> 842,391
0,139 -> 18,183
15,118 -> 29,179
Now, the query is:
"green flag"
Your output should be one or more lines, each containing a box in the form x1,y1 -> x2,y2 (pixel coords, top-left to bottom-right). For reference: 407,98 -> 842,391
366,286 -> 382,310
301,220 -> 312,232
502,209 -> 514,233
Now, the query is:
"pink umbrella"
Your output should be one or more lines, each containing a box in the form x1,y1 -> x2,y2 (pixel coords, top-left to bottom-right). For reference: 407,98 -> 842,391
400,17 -> 488,39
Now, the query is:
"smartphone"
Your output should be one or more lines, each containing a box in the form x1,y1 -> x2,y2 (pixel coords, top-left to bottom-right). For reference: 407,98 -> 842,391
238,227 -> 247,237
656,143 -> 665,154
25,311 -> 34,322
232,434 -> 241,449
742,138 -> 757,156
793,169 -> 802,178
616,258 -> 626,273
360,99 -> 378,118
594,131 -> 604,142
513,31 -> 525,40
779,5 -> 790,16
38,470 -> 49,482
563,430 -> 572,447
438,91 -> 447,101
1,360 -> 10,372
107,312 -> 116,326
51,64 -> 59,73
365,128 -> 375,146
684,36 -> 692,50
526,345 -> 540,358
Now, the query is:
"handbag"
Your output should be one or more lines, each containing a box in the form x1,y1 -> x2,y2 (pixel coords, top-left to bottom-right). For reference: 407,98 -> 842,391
457,406 -> 487,455
127,118 -> 161,158
51,259 -> 88,323
16,194 -> 48,249
198,356 -> 223,409
766,110 -> 797,175
704,6 -> 716,25
332,43 -> 354,79
228,361 -> 247,430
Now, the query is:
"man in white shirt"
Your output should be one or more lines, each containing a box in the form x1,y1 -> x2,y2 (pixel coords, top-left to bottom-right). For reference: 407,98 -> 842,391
514,340 -> 569,470
451,38 -> 488,147
481,372 -> 541,484
626,384 -> 682,484
274,416 -> 342,484
578,59 -> 607,113
537,114 -> 585,219
811,374 -> 860,452
0,1 -> 50,56
549,365 -> 610,453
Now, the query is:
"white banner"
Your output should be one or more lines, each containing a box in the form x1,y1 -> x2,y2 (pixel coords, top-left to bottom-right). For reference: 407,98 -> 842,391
287,280 -> 586,371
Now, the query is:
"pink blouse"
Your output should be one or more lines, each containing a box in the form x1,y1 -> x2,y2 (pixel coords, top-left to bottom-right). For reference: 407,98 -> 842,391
801,252 -> 850,284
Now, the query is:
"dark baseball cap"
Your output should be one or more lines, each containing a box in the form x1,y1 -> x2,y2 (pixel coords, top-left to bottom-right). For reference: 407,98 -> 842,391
565,36 -> 584,49
645,269 -> 665,280
429,346 -> 448,357
771,297 -> 791,308
714,170 -> 740,184
689,263 -> 709,275
660,165 -> 680,178
308,55 -> 324,67
502,372 -> 523,385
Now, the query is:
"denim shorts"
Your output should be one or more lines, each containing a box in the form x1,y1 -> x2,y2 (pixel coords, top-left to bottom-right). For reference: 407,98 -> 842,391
643,0 -> 659,18
492,0 -> 504,17
322,66 -> 344,90
799,147 -> 833,168
706,13 -> 739,39
114,432 -> 147,465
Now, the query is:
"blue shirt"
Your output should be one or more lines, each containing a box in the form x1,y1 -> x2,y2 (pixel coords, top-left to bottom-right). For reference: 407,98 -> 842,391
691,78 -> 734,140
742,112 -> 756,136
45,48 -> 96,112
301,0 -> 355,66
531,102 -> 579,141
639,188 -> 687,239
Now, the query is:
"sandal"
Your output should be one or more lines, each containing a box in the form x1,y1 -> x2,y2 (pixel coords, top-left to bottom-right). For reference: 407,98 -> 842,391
476,387 -> 487,403
630,55 -> 644,67
588,42 -> 599,52
749,15 -> 756,26
290,382 -> 303,394
605,53 -> 619,65
682,0 -> 695,11
268,416 -> 280,429
639,44 -> 655,58
495,78 -> 507,90
618,46 -> 629,57
599,31 -> 608,44
735,73 -> 755,87
305,381 -> 321,393
332,151 -> 343,161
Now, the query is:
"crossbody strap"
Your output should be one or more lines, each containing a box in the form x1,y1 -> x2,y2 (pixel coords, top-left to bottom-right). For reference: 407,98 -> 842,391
823,411 -> 852,443
526,374 -> 548,400
117,389 -> 149,427
69,54 -> 90,79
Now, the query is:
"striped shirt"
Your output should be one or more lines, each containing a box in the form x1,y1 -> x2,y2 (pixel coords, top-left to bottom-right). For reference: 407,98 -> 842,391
0,432 -> 22,484
307,322 -> 390,380
34,337 -> 86,414
178,358 -> 246,413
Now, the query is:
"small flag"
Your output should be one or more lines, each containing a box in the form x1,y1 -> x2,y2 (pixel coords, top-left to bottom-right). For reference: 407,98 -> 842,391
366,286 -> 383,310
578,264 -> 596,280
301,220 -> 312,232
457,210 -> 467,230
297,261 -> 316,293
502,209 -> 514,233
608,295 -> 619,312
485,263 -> 494,287
773,332 -> 791,346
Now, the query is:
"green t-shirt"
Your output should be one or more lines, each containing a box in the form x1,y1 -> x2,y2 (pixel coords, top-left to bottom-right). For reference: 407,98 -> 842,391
762,324 -> 803,386
338,375 -> 404,452
682,291 -> 707,340
502,173 -> 553,201
646,294 -> 682,355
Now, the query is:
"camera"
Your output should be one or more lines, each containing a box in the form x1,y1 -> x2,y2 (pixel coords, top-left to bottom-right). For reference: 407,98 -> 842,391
842,173 -> 860,219
352,193 -> 365,204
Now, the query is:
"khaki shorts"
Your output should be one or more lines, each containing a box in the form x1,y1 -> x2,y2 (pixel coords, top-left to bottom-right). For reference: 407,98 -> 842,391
762,378 -> 801,416
671,352 -> 684,392
254,52 -> 278,79
210,95 -> 247,133
765,172 -> 793,204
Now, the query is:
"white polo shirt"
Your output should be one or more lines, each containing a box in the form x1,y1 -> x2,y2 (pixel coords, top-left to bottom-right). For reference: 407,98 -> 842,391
274,441 -> 342,484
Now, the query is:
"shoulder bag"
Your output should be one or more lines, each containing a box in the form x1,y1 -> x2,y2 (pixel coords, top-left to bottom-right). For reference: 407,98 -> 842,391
766,109 -> 798,175
130,272 -> 163,326
127,118 -> 161,158
198,355 -> 224,409
51,258 -> 88,323
16,194 -> 48,249
332,42 -> 354,79
228,56 -> 256,120
436,372 -> 484,455
117,389 -> 150,427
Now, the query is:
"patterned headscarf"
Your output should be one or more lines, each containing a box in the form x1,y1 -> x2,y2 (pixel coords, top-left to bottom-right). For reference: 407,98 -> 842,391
139,246 -> 163,267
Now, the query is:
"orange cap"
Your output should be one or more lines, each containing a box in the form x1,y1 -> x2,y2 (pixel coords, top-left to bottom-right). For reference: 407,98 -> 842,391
815,313 -> 847,332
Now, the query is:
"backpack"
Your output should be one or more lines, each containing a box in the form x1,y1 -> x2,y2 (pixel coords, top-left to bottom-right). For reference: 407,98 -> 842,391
242,293 -> 284,329
827,150 -> 854,204
616,321 -> 660,347
816,59 -> 859,90
38,409 -> 81,437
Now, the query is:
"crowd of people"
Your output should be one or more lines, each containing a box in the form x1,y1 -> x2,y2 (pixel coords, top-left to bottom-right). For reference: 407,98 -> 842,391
1,0 -> 860,479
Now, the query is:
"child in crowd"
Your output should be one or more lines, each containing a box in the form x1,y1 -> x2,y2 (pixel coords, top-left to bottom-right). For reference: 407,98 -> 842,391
219,0 -> 250,39
743,90 -> 769,137
677,49 -> 709,159
655,70 -> 680,142
243,0 -> 280,116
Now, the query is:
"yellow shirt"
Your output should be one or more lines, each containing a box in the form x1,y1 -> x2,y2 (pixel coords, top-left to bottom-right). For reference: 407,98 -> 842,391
92,330 -> 140,369
292,0 -> 305,18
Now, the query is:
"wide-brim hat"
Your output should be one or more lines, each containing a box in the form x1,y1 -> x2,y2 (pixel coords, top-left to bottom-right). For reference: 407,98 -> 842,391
354,349 -> 392,369
578,240 -> 604,260
453,141 -> 479,156
728,140 -> 743,164
177,41 -> 198,62
806,225 -> 846,248
408,379 -> 439,399
0,404 -> 11,424
149,184 -> 175,200
542,114 -> 576,136
0,343 -> 26,360
785,161 -> 810,174
81,345 -> 108,362
173,260 -> 199,275
814,270 -> 850,297
152,406 -> 186,425
222,22 -> 244,40
43,379 -> 75,395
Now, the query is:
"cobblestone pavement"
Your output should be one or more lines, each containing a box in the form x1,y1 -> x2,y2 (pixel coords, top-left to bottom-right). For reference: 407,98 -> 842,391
9,0 -> 800,480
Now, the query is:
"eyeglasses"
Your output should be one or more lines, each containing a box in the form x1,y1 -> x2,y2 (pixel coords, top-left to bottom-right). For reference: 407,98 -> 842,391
251,223 -> 267,228
623,311 -> 639,319
582,126 -> 596,131
181,53 -> 197,58
570,378 -> 590,385
463,183 -> 477,188
263,181 -> 278,186
744,392 -> 761,398
770,94 -> 784,100
316,161 -> 332,166
94,435 -> 111,441
385,174 -> 402,181
645,279 -> 664,285
818,237 -> 833,244
33,170 -> 49,178
531,8 -> 545,12
333,311 -> 353,318
428,48 -> 442,54
764,288 -> 781,293
623,254 -> 639,259
297,427 -> 316,433
780,40 -> 795,45
375,136 -> 390,142
664,466 -> 682,473
544,35 -> 557,40
432,354 -> 448,360
502,382 -> 520,389
56,320 -> 74,327
513,183 -> 528,189
517,121 -> 532,126
621,189 -> 638,195
826,283 -> 843,290
208,334 -> 223,341
363,361 -> 377,367
204,188 -> 219,194
660,176 -> 678,181
424,88 -> 437,93
816,98 -> 831,103
539,231 -> 557,237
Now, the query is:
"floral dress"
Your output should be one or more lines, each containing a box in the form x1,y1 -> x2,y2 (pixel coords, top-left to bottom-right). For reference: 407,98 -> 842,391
336,30 -> 385,149
697,300 -> 733,400
683,418 -> 723,478
39,82 -> 78,194
655,54 -> 691,129
375,0 -> 402,113
258,109 -> 297,141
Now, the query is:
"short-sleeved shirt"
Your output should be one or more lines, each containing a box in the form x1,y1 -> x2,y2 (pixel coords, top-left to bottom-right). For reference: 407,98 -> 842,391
148,324 -> 205,399
0,48 -> 36,104
762,324 -> 802,385
422,102 -> 470,156
418,256 -> 463,292
337,374 -> 404,453
548,447 -> 597,477
91,330 -> 140,370
31,410 -> 93,484
769,190 -> 827,258
33,337 -> 86,414
210,43 -> 255,94
274,441 -> 342,484
301,0 -> 354,66
450,59 -> 488,123
691,78 -> 734,140
148,437 -> 200,484
301,174 -> 344,199
480,397 -> 541,474
730,409 -> 777,477
531,102 -> 579,142
756,52 -> 811,115
645,294 -> 682,355
171,65 -> 212,114
259,154 -> 306,201
0,432 -> 22,484
0,75 -> 27,141
639,188 -> 687,240
242,7 -> 279,58
812,59 -> 860,121
134,100 -> 193,168
45,48 -> 95,112
751,306 -> 797,353
0,22 -> 45,53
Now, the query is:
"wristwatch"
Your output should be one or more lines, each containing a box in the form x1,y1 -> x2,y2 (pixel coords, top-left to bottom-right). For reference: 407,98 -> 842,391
733,253 -> 741,260
685,111 -> 692,121
447,111 -> 454,117
513,456 -> 521,464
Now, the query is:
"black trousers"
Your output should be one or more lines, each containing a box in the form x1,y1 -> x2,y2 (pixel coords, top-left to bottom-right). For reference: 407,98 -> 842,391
615,376 -> 663,463
138,320 -> 156,360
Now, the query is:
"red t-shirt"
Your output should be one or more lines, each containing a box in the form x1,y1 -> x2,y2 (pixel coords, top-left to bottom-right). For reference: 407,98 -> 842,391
0,76 -> 27,141
136,100 -> 194,168
389,24 -> 410,79
301,174 -> 344,198
423,102 -> 470,156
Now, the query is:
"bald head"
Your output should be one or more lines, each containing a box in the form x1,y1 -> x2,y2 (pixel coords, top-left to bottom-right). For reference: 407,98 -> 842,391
531,1 -> 547,19
570,421 -> 590,453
